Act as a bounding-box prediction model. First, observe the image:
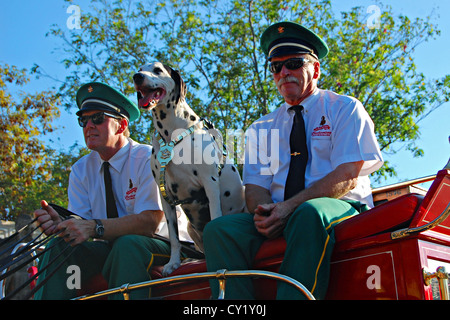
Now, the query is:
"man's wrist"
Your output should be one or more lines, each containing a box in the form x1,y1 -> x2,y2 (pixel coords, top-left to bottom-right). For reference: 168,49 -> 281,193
93,219 -> 104,238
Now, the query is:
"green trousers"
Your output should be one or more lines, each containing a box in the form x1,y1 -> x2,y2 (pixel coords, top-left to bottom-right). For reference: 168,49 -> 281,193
33,235 -> 171,300
203,197 -> 364,300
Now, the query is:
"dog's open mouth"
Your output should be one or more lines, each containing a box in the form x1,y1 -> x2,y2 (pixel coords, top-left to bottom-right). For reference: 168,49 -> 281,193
136,87 -> 166,108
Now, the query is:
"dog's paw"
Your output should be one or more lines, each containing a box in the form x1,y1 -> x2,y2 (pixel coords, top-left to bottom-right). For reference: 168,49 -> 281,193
162,261 -> 181,277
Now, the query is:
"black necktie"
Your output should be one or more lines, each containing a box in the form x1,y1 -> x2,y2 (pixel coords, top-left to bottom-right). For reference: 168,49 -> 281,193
103,162 -> 118,218
284,105 -> 308,200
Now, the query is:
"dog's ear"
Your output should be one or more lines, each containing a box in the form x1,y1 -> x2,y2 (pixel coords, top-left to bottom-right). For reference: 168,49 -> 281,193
163,64 -> 187,103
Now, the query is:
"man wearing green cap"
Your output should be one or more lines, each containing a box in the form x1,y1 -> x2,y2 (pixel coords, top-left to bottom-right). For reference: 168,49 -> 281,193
203,22 -> 383,299
33,82 -> 174,300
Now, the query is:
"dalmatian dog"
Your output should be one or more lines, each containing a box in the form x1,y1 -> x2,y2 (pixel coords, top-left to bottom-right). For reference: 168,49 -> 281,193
133,62 -> 246,276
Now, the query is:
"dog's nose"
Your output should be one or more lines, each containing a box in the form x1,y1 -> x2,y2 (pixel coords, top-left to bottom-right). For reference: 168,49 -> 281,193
133,73 -> 145,85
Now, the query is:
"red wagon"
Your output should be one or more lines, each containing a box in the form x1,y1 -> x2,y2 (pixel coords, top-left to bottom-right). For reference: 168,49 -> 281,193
75,168 -> 450,301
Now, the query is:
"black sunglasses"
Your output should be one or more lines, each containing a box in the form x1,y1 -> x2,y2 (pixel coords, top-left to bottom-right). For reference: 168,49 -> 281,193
269,57 -> 311,74
78,112 -> 122,127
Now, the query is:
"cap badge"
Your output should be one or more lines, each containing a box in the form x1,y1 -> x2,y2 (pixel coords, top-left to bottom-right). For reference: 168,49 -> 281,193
278,26 -> 285,33
88,86 -> 93,93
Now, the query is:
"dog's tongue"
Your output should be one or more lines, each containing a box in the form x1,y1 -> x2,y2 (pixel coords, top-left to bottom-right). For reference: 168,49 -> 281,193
138,89 -> 164,108
138,93 -> 153,107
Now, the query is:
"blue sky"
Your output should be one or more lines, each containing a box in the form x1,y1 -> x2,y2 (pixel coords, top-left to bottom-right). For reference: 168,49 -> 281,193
1,0 -> 449,188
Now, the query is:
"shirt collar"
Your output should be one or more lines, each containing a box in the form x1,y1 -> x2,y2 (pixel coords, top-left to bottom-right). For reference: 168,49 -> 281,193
285,88 -> 319,114
95,139 -> 131,173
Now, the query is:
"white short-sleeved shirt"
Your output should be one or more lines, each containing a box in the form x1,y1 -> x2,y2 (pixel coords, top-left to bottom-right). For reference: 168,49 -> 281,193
68,138 -> 162,219
244,88 -> 383,207
67,138 -> 192,241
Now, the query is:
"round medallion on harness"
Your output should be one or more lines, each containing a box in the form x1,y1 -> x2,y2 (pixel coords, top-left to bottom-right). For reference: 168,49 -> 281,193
157,145 -> 175,167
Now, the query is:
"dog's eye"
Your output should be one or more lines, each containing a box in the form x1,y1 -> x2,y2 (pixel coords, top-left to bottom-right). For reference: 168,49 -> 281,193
154,67 -> 163,75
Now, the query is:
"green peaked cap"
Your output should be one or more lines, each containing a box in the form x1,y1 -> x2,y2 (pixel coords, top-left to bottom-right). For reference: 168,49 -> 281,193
260,21 -> 329,60
76,82 -> 140,122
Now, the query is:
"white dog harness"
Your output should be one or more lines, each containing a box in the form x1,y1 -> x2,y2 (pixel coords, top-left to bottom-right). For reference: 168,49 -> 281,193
156,118 -> 227,207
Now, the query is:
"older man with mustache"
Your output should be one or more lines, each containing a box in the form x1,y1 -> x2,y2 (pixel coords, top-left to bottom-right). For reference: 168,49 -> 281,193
203,22 -> 384,299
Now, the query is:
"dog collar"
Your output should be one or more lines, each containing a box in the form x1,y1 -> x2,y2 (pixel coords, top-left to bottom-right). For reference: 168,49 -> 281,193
156,126 -> 195,168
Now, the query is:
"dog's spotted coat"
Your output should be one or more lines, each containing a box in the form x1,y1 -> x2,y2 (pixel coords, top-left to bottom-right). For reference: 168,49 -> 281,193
133,62 -> 246,276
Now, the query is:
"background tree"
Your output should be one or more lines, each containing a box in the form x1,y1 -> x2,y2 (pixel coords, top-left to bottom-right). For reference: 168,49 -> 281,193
37,0 -> 450,182
16,144 -> 91,218
0,63 -> 67,220
319,6 -> 450,179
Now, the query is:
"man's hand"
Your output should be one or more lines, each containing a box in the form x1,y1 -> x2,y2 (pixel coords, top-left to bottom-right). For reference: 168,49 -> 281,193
247,161 -> 364,239
246,184 -> 298,238
253,201 -> 296,239
56,218 -> 95,246
34,200 -> 95,246
34,200 -> 63,236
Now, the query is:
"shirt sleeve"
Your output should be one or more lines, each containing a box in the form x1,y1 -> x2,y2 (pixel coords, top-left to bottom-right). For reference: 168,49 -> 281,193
67,163 -> 93,219
330,99 -> 383,176
243,125 -> 273,189
133,156 -> 163,214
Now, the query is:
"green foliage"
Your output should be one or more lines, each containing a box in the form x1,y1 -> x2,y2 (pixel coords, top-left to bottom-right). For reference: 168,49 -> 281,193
0,64 -> 61,219
316,5 -> 448,182
0,64 -> 92,220
33,0 -> 449,185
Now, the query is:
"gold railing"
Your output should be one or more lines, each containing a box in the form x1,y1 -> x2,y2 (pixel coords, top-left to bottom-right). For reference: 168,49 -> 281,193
423,266 -> 449,300
74,269 -> 315,300
391,202 -> 450,240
